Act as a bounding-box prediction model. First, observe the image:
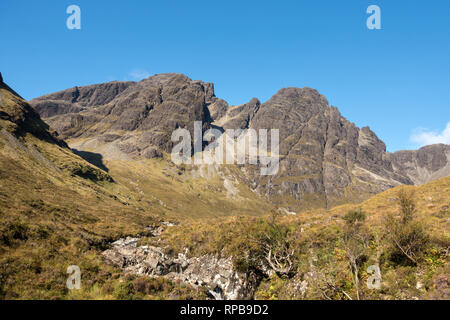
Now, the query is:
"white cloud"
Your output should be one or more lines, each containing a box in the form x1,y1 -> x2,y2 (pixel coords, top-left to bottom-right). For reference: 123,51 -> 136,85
128,69 -> 151,81
410,122 -> 450,147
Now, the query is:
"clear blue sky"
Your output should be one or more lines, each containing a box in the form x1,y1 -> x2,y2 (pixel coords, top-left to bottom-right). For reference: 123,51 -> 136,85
1,0 -> 449,151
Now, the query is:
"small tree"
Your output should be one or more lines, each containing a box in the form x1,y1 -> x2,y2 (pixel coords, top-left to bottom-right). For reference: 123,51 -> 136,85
343,208 -> 366,225
397,188 -> 416,224
384,189 -> 428,265
246,215 -> 296,278
342,209 -> 369,300
259,220 -> 295,277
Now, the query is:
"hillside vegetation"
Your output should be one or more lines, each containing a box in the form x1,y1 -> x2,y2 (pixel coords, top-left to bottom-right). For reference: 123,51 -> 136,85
143,177 -> 449,300
0,78 -> 448,300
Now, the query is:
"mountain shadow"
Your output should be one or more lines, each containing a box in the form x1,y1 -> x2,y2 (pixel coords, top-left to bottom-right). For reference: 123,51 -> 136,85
72,148 -> 110,173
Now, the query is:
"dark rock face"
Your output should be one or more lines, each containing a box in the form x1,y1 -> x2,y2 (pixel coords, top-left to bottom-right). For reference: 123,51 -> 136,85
33,81 -> 135,114
213,98 -> 260,130
31,73 -> 450,209
227,88 -> 414,208
388,144 -> 450,185
31,74 -> 215,158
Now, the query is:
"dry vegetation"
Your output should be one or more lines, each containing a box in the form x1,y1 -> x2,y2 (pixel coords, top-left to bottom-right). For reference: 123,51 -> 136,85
142,178 -> 449,300
0,81 -> 448,299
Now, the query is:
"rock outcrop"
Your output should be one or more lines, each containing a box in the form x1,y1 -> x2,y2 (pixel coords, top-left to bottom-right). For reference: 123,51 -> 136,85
236,88 -> 415,208
102,236 -> 257,300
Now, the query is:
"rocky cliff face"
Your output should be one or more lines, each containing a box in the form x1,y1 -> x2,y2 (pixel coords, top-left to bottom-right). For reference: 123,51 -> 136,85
31,73 -> 450,209
389,144 -> 450,185
225,87 -> 414,208
31,74 -> 214,159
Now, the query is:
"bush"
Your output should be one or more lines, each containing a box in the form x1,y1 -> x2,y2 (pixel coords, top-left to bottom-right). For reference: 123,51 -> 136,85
0,221 -> 29,246
231,217 -> 297,277
343,209 -> 366,225
113,281 -> 134,300
384,189 -> 429,265
397,189 -> 416,223
341,209 -> 370,299
132,277 -> 166,295
385,217 -> 429,265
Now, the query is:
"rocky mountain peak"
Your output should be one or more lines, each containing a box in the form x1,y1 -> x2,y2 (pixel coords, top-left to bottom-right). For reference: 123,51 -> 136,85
272,87 -> 329,110
30,73 -> 216,159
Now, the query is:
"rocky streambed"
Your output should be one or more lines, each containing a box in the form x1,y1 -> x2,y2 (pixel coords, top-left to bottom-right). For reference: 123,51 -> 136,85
101,224 -> 257,300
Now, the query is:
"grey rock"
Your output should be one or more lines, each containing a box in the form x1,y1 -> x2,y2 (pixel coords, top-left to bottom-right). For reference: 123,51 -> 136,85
102,238 -> 257,300
389,144 -> 450,185
31,73 -> 215,158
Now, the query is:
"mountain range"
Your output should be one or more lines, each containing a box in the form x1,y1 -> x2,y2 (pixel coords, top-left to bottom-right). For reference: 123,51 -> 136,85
30,73 -> 450,210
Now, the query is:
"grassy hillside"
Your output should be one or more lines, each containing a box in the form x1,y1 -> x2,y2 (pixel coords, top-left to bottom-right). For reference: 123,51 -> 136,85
0,81 -> 182,298
329,175 -> 450,236
91,158 -> 273,220
0,81 -> 269,299
146,176 -> 449,300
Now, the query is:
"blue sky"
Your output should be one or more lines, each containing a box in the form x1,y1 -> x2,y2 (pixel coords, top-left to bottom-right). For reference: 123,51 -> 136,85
1,0 -> 449,152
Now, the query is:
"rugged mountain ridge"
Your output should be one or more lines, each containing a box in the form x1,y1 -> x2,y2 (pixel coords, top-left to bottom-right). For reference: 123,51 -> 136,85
388,144 -> 450,185
31,73 -> 450,209
32,74 -> 214,159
